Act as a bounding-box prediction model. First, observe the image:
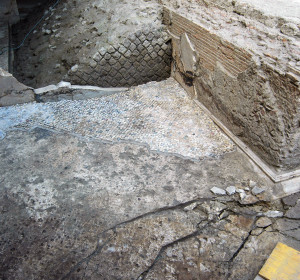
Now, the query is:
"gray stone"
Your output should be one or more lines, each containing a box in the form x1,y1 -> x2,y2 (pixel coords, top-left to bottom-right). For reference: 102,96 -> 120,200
118,45 -> 127,54
210,187 -> 226,195
252,227 -> 264,236
226,186 -> 236,195
285,201 -> 300,219
249,180 -> 257,188
252,186 -> 265,195
89,60 -> 97,68
264,211 -> 284,218
274,218 -> 300,232
284,228 -> 300,241
282,193 -> 300,207
239,194 -> 259,205
256,217 -> 272,228
183,202 -> 199,212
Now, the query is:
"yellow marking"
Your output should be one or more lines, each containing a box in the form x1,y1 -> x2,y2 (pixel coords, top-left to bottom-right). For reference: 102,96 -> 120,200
259,242 -> 300,280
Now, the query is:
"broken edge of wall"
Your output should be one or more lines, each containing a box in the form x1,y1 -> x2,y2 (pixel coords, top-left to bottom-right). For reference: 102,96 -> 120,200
163,7 -> 300,187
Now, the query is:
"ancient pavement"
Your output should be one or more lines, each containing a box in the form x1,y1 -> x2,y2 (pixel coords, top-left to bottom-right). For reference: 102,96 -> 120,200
0,78 -> 299,279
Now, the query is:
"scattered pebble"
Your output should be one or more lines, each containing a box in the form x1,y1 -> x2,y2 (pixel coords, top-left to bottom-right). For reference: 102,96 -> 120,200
210,187 -> 226,196
252,186 -> 265,195
226,186 -> 236,195
239,194 -> 259,205
71,64 -> 79,72
249,180 -> 257,188
238,190 -> 246,200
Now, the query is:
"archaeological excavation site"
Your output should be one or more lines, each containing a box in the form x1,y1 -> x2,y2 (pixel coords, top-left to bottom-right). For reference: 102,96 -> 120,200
0,0 -> 300,279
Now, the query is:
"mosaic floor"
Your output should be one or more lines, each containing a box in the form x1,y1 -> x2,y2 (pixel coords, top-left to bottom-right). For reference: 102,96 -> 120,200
0,78 -> 234,160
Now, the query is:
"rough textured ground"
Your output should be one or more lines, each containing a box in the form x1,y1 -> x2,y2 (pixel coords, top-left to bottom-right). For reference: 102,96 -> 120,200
0,79 -> 299,279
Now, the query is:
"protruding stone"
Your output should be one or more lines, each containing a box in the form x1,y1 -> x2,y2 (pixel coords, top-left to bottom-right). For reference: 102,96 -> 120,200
183,202 -> 199,212
256,217 -> 272,228
240,194 -> 259,205
264,211 -> 284,218
210,187 -> 226,195
282,193 -> 300,207
238,189 -> 246,200
252,186 -> 265,195
71,64 -> 79,72
226,186 -> 236,195
180,33 -> 197,73
280,23 -> 299,36
249,180 -> 257,188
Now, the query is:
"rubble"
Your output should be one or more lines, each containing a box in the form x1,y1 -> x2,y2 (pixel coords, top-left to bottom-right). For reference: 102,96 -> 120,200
252,186 -> 265,195
210,187 -> 226,195
226,185 -> 236,195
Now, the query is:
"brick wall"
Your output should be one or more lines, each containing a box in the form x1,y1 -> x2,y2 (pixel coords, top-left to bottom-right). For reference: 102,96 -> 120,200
164,7 -> 300,171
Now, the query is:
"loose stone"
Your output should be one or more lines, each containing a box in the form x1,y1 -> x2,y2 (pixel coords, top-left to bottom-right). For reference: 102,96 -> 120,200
239,194 -> 259,205
210,187 -> 226,195
249,180 -> 257,188
226,186 -> 236,195
252,186 -> 265,195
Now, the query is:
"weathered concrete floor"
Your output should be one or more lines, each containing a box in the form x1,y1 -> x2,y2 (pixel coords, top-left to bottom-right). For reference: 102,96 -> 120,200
0,79 -> 299,279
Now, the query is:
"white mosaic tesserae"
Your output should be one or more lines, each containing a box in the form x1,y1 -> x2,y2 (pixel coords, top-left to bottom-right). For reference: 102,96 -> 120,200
0,78 -> 234,159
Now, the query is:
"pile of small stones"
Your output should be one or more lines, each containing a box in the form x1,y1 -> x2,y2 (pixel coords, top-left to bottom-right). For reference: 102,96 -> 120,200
210,180 -> 275,207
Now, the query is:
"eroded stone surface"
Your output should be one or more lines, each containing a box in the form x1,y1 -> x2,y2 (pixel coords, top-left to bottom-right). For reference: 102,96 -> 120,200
0,126 -> 282,280
0,67 -> 34,106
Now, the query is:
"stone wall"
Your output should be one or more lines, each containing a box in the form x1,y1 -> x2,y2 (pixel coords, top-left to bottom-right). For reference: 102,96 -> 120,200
163,7 -> 300,171
66,27 -> 171,87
